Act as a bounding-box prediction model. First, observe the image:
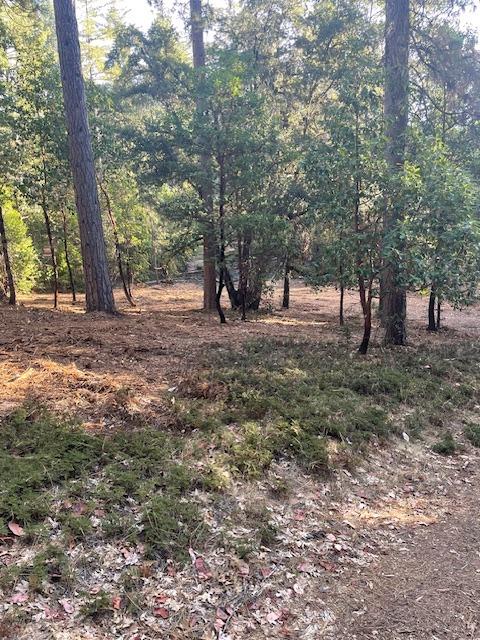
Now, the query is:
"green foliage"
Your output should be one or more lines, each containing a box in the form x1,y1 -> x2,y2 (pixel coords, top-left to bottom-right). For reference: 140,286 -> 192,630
464,423 -> 480,448
175,338 -> 479,476
403,140 -> 480,307
432,431 -> 457,456
142,495 -> 206,562
0,409 -> 206,564
1,199 -> 38,293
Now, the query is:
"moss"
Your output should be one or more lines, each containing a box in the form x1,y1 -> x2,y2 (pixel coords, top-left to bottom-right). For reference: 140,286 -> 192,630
60,514 -> 92,540
0,410 -> 206,564
102,513 -> 138,541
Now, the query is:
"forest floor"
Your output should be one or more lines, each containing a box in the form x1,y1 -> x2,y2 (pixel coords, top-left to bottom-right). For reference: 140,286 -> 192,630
0,281 -> 479,639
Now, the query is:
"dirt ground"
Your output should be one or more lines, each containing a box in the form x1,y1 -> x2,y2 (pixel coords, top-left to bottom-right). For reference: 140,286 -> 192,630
1,281 -> 480,639
1,280 -> 478,427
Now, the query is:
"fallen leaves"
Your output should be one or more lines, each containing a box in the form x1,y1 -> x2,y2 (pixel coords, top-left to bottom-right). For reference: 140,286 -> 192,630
11,592 -> 29,604
153,606 -> 170,619
7,521 -> 25,537
58,598 -> 74,614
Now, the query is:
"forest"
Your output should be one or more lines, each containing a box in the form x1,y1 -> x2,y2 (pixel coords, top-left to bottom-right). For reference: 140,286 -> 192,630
0,0 -> 480,638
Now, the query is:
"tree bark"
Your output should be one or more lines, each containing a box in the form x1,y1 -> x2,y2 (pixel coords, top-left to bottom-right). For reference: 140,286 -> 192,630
383,0 -> 409,346
224,267 -> 240,309
282,260 -> 290,309
239,232 -> 251,321
40,156 -> 59,309
437,299 -> 441,330
53,0 -> 115,314
41,200 -> 59,310
427,288 -> 437,331
358,278 -> 373,355
339,283 -> 345,326
190,0 -> 216,311
0,206 -> 16,306
62,207 -> 76,303
216,153 -> 226,324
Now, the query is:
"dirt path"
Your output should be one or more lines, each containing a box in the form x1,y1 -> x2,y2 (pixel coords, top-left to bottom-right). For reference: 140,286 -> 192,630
323,467 -> 480,640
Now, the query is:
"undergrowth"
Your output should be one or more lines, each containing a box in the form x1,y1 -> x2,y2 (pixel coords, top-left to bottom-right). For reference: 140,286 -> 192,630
0,407 -> 204,562
0,337 -> 478,607
175,338 -> 479,477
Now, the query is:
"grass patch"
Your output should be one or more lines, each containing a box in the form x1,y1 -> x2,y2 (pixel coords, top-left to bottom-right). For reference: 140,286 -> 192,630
0,407 -> 205,566
464,422 -> 480,448
432,432 -> 457,456
175,338 -> 479,476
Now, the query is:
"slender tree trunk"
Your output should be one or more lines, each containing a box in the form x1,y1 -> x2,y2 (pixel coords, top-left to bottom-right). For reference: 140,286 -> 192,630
427,288 -> 437,331
383,0 -> 409,346
40,157 -> 59,309
224,267 -> 240,309
62,207 -> 76,303
358,278 -> 373,355
215,153 -> 226,324
190,0 -> 216,311
53,0 -> 115,314
98,179 -> 135,307
41,202 -> 59,309
239,232 -> 251,321
437,299 -> 441,330
339,283 -> 345,326
0,206 -> 16,306
282,259 -> 290,309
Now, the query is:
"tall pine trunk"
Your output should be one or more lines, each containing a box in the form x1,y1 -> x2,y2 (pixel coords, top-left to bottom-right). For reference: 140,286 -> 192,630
53,0 -> 115,314
0,206 -> 16,306
383,0 -> 409,346
190,0 -> 216,311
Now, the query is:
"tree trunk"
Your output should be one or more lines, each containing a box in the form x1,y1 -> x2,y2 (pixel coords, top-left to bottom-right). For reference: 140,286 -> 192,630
0,206 -> 16,306
239,232 -> 251,321
427,288 -> 437,331
62,207 -> 76,303
339,283 -> 345,326
437,299 -> 441,330
282,260 -> 290,309
41,202 -> 59,310
224,267 -> 240,309
216,153 -> 226,324
53,0 -> 115,314
98,178 -> 135,307
190,0 -> 216,311
383,0 -> 409,346
358,278 -> 373,355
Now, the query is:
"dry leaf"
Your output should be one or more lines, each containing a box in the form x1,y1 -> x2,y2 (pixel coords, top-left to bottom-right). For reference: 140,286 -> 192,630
194,556 -> 212,579
7,522 -> 25,537
153,606 -> 170,619
59,599 -> 74,614
11,592 -> 28,604
266,610 -> 282,624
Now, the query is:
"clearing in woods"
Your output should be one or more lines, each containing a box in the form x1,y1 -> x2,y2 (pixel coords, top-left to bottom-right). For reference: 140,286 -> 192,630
0,281 -> 479,639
